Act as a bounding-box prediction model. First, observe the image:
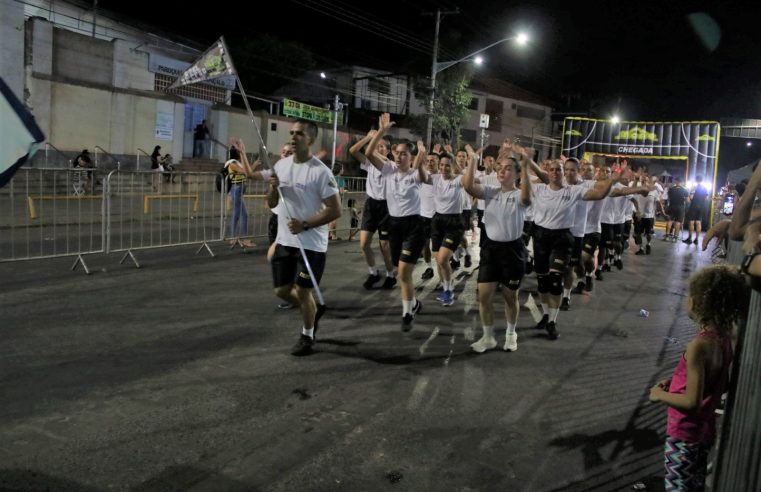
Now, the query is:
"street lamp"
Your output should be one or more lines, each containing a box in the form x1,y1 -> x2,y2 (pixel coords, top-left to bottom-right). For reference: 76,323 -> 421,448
426,32 -> 530,147
611,115 -> 621,124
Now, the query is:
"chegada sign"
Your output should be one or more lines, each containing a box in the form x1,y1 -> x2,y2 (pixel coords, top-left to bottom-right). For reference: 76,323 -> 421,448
561,117 -> 720,180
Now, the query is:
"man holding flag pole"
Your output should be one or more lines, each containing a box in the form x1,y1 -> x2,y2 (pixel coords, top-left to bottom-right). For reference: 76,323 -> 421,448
168,37 -> 340,355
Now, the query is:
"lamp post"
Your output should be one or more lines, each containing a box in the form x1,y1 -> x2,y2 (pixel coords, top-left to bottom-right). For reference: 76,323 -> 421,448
425,32 -> 529,148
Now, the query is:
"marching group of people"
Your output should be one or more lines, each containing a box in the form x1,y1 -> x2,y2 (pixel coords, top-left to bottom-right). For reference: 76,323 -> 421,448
220,115 -> 758,491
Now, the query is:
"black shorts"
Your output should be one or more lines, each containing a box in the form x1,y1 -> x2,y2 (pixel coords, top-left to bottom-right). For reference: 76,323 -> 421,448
582,232 -> 601,255
461,210 -> 472,230
271,244 -> 326,289
532,225 -> 573,274
613,223 -> 624,242
431,213 -> 465,252
685,205 -> 704,222
635,217 -> 655,235
522,221 -> 534,246
268,213 -> 278,245
569,236 -> 584,267
420,216 -> 432,240
477,238 -> 526,289
601,223 -> 615,248
623,219 -> 632,237
361,197 -> 390,238
387,215 -> 426,265
667,205 -> 685,223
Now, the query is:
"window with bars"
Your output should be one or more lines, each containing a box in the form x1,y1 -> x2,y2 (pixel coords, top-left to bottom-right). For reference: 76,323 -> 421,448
154,73 -> 227,103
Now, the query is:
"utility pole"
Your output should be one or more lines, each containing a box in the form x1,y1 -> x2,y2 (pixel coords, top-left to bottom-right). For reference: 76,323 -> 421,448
331,94 -> 343,169
422,8 -> 459,148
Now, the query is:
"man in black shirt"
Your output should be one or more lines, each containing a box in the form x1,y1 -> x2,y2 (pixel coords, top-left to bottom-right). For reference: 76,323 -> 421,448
683,175 -> 709,245
193,120 -> 210,157
665,177 -> 689,242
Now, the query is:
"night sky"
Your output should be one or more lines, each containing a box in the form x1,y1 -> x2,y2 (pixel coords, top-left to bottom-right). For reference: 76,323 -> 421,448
98,0 -> 761,175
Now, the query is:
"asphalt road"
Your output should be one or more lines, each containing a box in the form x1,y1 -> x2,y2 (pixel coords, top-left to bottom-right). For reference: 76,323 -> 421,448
0,232 -> 713,491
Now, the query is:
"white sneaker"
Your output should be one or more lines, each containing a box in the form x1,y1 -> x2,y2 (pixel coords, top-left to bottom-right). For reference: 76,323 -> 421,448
504,332 -> 518,352
471,335 -> 497,353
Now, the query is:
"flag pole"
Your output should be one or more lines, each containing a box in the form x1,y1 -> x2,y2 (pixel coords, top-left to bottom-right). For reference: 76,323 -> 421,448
220,37 -> 326,307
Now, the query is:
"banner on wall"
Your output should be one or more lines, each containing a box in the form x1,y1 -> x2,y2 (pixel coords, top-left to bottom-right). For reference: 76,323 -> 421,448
561,118 -> 720,179
154,111 -> 173,140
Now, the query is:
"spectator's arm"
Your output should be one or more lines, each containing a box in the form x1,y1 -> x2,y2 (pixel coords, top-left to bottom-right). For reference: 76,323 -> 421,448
730,160 -> 761,240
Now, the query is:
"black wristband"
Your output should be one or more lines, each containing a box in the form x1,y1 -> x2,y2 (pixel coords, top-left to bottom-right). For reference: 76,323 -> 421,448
741,252 -> 760,275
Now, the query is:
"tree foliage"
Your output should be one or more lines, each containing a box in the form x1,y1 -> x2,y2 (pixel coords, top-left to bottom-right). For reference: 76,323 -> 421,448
410,65 -> 473,148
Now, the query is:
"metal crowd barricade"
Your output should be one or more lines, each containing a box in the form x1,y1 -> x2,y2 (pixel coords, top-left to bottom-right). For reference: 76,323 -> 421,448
104,170 -> 225,267
0,167 -> 105,273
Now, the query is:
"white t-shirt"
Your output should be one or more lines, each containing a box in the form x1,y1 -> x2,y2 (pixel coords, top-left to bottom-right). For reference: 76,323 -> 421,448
361,161 -> 387,200
432,174 -> 465,215
460,186 -> 471,212
637,190 -> 659,219
600,183 -> 624,224
273,156 -> 338,253
382,162 -> 422,217
585,198 -> 604,234
624,199 -> 636,220
420,181 -> 435,219
614,194 -> 631,224
570,180 -> 595,237
532,183 -> 587,230
482,186 -> 527,242
476,172 -> 499,211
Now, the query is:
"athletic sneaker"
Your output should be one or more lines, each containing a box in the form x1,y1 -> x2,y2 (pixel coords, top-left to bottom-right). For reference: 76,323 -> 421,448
363,273 -> 381,289
440,290 -> 454,306
401,314 -> 414,331
692,238 -> 698,245
464,254 -> 472,268
536,313 -> 549,330
278,302 -> 294,309
682,238 -> 693,244
421,267 -> 434,280
471,334 -> 497,353
646,244 -> 652,255
504,332 -> 518,352
584,276 -> 594,292
614,259 -> 623,270
560,297 -> 570,311
290,335 -> 314,356
662,234 -> 671,242
382,276 -> 397,289
635,249 -> 645,255
546,321 -> 559,340
412,299 -> 423,315
601,264 -> 611,272
595,269 -> 604,281
450,258 -> 461,270
572,281 -> 585,294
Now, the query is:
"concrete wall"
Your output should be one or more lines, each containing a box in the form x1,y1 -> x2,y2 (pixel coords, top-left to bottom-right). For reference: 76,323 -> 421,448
0,0 -> 25,99
53,28 -> 113,86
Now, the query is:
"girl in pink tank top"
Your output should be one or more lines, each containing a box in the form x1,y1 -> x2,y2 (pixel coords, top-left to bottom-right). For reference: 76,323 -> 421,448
649,265 -> 749,491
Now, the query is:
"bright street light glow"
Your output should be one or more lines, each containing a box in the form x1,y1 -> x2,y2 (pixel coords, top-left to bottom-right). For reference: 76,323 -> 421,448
611,116 -> 621,124
516,32 -> 529,45
747,141 -> 753,147
474,56 -> 483,65
320,72 -> 326,79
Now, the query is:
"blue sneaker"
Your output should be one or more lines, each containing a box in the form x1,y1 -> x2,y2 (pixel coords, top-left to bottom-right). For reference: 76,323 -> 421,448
441,290 -> 454,306
436,291 -> 447,302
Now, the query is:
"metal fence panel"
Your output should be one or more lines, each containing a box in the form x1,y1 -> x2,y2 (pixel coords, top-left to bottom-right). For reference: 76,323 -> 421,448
0,168 -> 104,263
